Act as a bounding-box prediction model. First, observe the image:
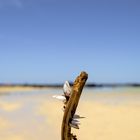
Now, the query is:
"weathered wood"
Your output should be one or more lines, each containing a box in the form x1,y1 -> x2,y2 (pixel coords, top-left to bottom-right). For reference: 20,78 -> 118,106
61,71 -> 88,140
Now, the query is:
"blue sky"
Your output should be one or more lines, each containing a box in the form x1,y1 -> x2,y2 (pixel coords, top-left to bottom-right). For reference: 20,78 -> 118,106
0,0 -> 140,84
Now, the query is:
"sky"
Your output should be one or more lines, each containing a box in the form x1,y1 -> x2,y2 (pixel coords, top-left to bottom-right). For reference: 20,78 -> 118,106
0,0 -> 140,84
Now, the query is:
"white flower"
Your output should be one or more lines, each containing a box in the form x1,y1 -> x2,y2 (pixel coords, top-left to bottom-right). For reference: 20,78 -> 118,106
63,81 -> 71,97
52,95 -> 66,102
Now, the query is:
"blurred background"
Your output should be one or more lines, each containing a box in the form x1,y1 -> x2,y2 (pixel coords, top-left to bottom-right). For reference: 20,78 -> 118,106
0,1 -> 140,140
0,0 -> 140,84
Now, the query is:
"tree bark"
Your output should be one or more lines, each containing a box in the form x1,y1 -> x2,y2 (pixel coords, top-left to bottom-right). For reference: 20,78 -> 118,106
61,71 -> 88,140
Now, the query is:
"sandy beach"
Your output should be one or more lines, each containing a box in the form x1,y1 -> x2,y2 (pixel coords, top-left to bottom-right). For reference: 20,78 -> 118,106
0,86 -> 41,93
0,87 -> 140,140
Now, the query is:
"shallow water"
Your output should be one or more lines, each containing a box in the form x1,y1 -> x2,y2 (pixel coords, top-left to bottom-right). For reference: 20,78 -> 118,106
0,88 -> 65,140
0,87 -> 140,140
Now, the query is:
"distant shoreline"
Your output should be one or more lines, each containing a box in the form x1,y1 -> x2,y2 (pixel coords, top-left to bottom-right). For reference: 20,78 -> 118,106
0,83 -> 140,88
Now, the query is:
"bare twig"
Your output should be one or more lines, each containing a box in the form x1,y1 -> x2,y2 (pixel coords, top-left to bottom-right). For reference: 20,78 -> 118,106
61,71 -> 88,140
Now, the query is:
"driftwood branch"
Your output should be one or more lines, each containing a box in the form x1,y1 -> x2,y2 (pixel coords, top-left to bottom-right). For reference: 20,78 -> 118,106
61,71 -> 88,140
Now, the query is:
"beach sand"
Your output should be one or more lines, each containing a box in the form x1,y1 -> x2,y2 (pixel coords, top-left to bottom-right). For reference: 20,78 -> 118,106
0,88 -> 140,140
0,86 -> 40,93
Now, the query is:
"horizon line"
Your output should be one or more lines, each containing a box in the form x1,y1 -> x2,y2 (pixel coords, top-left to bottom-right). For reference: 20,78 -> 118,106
0,82 -> 140,88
